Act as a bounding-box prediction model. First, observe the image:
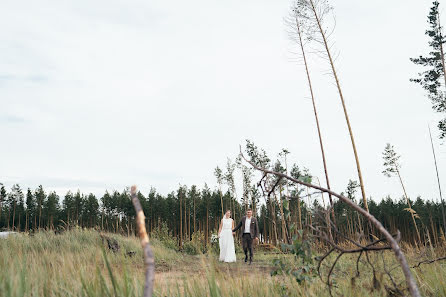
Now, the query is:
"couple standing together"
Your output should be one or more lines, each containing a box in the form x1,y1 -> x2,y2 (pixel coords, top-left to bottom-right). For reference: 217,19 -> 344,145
218,209 -> 259,264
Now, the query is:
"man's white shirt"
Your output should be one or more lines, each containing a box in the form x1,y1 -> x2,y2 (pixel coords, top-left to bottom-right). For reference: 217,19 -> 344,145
244,217 -> 251,233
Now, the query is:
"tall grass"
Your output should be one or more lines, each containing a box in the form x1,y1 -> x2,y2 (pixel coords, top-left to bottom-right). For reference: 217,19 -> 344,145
1,229 -> 445,296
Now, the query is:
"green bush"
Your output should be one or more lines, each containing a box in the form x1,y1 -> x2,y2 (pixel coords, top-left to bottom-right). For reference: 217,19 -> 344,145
271,231 -> 317,284
183,231 -> 206,255
150,222 -> 178,251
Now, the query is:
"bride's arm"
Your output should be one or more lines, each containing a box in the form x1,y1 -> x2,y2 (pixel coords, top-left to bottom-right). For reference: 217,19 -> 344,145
218,219 -> 223,237
232,220 -> 235,234
232,218 -> 242,232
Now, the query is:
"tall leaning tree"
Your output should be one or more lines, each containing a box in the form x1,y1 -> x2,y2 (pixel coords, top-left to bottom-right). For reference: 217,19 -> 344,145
428,125 -> 446,233
295,0 -> 369,212
286,2 -> 336,224
382,143 -> 422,244
411,1 -> 446,139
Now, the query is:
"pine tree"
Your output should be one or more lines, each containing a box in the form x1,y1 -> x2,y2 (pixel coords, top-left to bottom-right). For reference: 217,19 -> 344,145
411,1 -> 446,138
8,184 -> 24,230
62,191 -> 74,226
44,192 -> 59,229
83,194 -> 99,228
188,185 -> 200,233
73,191 -> 83,226
35,185 -> 46,229
17,191 -> 25,231
0,184 -> 6,228
25,188 -> 36,231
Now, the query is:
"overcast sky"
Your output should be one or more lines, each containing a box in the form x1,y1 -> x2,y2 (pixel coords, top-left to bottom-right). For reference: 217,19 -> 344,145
1,0 -> 445,204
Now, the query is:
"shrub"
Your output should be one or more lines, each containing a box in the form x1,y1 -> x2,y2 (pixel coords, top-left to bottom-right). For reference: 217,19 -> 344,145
183,231 -> 206,255
150,222 -> 178,251
271,231 -> 317,284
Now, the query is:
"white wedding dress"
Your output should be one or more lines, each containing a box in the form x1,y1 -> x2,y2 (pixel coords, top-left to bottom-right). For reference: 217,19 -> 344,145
219,218 -> 236,262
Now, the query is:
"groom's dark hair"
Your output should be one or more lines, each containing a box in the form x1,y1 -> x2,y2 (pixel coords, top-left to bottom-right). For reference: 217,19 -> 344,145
246,209 -> 252,212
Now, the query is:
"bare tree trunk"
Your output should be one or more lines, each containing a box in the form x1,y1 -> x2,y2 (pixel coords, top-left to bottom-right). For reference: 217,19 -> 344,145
218,186 -> 224,216
269,208 -> 272,244
395,168 -> 422,245
184,197 -> 187,240
357,211 -> 363,235
206,203 -> 209,246
308,0 -> 368,212
276,190 -> 288,243
193,195 -> 196,234
270,198 -> 278,245
429,126 -> 446,234
188,205 -> 191,240
179,190 -> 183,247
293,11 -> 336,225
430,215 -> 438,246
0,198 -> 2,228
38,205 -> 42,229
233,196 -> 237,224
12,201 -> 16,230
127,218 -> 130,237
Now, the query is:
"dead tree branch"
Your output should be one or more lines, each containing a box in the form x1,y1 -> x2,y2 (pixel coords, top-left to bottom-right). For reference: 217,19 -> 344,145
240,148 -> 420,297
412,255 -> 446,268
130,185 -> 155,297
309,214 -> 405,296
268,177 -> 283,198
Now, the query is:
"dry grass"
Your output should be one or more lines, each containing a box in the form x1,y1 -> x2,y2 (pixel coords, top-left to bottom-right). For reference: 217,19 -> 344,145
1,229 -> 445,296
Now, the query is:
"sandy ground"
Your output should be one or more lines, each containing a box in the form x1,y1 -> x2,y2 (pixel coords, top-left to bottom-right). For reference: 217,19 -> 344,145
0,231 -> 17,238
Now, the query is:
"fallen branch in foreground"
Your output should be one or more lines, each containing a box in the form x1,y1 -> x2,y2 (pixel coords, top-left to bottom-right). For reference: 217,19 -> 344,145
240,147 -> 421,297
130,185 -> 155,297
307,210 -> 404,296
412,255 -> 446,268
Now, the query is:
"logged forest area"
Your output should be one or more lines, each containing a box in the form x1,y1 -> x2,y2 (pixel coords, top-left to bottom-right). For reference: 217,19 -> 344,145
2,0 -> 446,296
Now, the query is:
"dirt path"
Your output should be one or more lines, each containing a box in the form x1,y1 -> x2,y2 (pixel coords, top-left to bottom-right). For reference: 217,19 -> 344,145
155,255 -> 273,281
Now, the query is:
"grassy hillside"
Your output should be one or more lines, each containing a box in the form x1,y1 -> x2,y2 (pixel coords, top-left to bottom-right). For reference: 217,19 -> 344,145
1,229 -> 445,296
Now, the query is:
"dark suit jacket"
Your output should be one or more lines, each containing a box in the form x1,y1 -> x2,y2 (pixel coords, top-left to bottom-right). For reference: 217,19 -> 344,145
233,216 -> 259,239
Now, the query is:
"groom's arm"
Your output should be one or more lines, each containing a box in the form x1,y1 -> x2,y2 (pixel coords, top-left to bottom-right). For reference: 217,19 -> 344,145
232,219 -> 242,232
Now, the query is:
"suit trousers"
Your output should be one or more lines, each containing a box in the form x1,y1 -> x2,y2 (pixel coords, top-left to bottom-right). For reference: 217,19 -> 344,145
242,233 -> 253,259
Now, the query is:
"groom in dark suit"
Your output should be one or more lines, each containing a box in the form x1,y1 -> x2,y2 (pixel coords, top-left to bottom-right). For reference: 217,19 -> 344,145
232,209 -> 259,264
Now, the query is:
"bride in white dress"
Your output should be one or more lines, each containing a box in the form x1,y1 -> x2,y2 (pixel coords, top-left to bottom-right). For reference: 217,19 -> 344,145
218,210 -> 236,262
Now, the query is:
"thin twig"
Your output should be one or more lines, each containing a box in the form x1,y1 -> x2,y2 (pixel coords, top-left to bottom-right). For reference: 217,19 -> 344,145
412,255 -> 446,268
